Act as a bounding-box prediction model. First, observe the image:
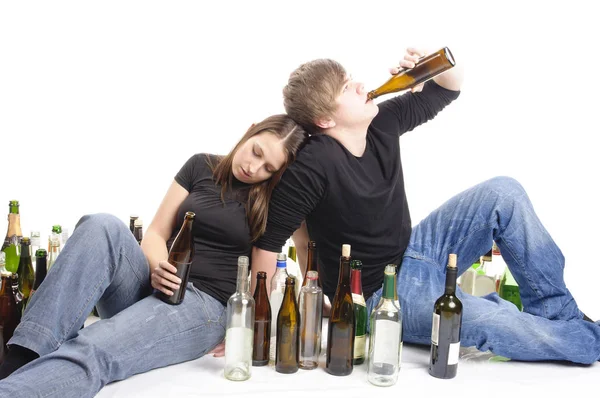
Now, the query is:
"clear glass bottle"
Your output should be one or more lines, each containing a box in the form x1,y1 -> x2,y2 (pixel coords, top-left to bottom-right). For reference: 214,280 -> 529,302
269,253 -> 288,362
224,256 -> 255,381
298,270 -> 323,370
367,264 -> 403,386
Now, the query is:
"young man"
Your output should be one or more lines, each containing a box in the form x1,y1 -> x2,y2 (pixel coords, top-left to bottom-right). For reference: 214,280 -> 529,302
251,48 -> 600,364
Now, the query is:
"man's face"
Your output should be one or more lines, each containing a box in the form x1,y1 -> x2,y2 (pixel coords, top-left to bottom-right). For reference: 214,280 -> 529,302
330,75 -> 379,130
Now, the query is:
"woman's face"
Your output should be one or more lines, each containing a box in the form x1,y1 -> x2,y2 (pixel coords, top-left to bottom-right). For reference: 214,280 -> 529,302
232,131 -> 287,184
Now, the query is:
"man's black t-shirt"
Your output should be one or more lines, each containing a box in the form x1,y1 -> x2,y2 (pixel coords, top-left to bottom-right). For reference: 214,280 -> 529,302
171,153 -> 251,305
255,81 -> 460,301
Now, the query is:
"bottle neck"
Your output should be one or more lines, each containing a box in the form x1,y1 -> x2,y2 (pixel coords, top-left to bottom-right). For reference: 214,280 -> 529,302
6,214 -> 22,236
350,269 -> 363,295
236,264 -> 249,294
0,275 -> 11,294
444,267 -> 458,295
307,247 -> 317,272
36,257 -> 47,274
254,277 -> 267,299
382,272 -> 396,300
20,244 -> 31,258
305,278 -> 319,290
338,256 -> 351,286
9,204 -> 19,215
283,280 -> 296,302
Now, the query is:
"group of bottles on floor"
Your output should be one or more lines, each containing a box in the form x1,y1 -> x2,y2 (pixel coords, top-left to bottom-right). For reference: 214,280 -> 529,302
0,200 -> 71,360
458,242 -> 523,310
221,240 -> 464,386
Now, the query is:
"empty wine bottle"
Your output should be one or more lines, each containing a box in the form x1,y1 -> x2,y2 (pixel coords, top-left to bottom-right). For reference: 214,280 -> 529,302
429,253 -> 463,379
224,256 -> 255,381
269,253 -> 288,361
252,271 -> 271,366
367,265 -> 403,386
325,244 -> 355,376
367,47 -> 456,100
350,259 -> 367,365
17,237 -> 34,310
299,270 -> 323,370
156,211 -> 195,305
276,276 -> 300,373
31,249 -> 48,296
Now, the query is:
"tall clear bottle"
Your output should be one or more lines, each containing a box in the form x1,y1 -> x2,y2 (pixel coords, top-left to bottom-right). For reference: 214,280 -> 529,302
17,237 -> 34,310
367,47 -> 456,100
429,253 -> 463,379
275,276 -> 300,374
367,264 -> 403,386
299,270 -> 323,370
47,235 -> 61,270
2,200 -> 23,274
224,256 -> 255,381
269,253 -> 288,361
30,231 -> 41,270
156,212 -> 195,305
325,244 -> 355,376
252,271 -> 271,366
350,259 -> 367,365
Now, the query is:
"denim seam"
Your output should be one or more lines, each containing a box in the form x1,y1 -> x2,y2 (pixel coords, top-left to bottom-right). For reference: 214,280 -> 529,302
41,374 -> 88,398
13,321 -> 61,353
496,235 -> 547,318
121,247 -> 148,285
62,269 -> 108,345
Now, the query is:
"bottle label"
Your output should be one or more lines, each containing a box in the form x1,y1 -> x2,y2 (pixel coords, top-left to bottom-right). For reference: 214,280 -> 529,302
372,319 -> 401,365
354,334 -> 366,359
447,342 -> 460,365
352,293 -> 366,306
431,313 -> 440,345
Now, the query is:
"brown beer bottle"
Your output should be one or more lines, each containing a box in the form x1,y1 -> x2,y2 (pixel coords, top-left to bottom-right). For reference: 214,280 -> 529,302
156,211 -> 195,305
367,47 -> 456,100
325,244 -> 355,376
302,241 -> 321,288
252,271 -> 271,366
276,276 -> 300,374
0,268 -> 19,352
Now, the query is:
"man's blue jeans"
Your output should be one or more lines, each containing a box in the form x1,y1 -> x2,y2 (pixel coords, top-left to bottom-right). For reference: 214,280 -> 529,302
0,213 -> 226,397
367,176 -> 600,364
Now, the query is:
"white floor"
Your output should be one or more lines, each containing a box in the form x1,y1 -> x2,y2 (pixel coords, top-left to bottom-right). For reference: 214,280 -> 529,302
90,316 -> 599,398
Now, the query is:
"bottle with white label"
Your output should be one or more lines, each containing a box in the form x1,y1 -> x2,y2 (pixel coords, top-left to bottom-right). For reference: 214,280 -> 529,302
269,253 -> 289,362
224,256 -> 255,381
367,264 -> 403,386
429,253 -> 463,379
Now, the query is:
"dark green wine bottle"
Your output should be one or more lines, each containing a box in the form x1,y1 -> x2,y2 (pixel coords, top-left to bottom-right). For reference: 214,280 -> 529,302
429,253 -> 462,379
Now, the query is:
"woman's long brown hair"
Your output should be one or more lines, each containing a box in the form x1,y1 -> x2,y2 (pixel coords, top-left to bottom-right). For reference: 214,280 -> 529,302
208,114 -> 307,241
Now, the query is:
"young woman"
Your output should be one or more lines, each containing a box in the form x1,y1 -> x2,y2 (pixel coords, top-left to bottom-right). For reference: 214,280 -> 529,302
0,114 -> 307,397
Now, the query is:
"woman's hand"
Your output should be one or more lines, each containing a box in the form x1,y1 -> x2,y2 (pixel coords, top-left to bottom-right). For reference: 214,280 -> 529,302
209,341 -> 226,357
150,260 -> 182,296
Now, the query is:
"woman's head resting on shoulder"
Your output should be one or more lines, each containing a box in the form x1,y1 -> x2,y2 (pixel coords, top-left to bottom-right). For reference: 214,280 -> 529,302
212,114 -> 308,240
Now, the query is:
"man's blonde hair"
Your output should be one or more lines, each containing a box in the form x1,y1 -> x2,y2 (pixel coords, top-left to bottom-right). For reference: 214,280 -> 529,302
283,59 -> 347,134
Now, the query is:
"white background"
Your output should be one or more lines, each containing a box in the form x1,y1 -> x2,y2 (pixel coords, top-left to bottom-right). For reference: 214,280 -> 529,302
1,1 -> 598,316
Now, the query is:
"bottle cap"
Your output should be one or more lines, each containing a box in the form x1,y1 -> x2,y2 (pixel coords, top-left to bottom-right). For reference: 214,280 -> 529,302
448,253 -> 457,268
350,259 -> 363,270
238,256 -> 249,266
384,264 -> 396,275
35,249 -> 48,257
130,214 -> 139,220
134,219 -> 143,227
306,270 -> 318,280
342,244 -> 351,257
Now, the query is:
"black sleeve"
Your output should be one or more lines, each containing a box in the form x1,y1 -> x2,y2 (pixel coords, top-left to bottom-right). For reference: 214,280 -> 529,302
174,153 -> 206,193
371,80 -> 460,137
254,148 -> 327,253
